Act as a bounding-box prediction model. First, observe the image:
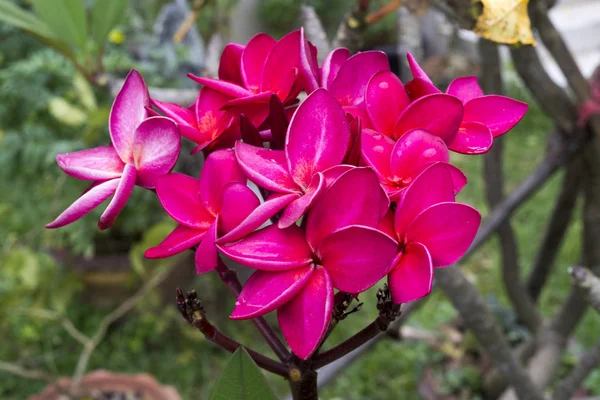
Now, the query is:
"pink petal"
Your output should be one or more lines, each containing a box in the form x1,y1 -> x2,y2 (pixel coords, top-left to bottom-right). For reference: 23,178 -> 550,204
187,74 -> 252,98
260,30 -> 301,99
241,33 -> 277,91
56,146 -> 124,181
144,225 -> 206,258
407,52 -> 433,83
406,202 -> 481,267
224,92 -> 272,107
446,76 -> 483,104
321,48 -> 350,90
218,183 -> 261,235
98,164 -> 136,230
285,89 -> 349,188
463,95 -> 528,137
393,94 -> 463,143
46,179 -> 119,229
195,221 -> 219,273
231,267 -> 314,319
132,117 -> 181,188
365,71 -> 410,135
394,163 -> 455,240
388,242 -> 433,303
235,141 -> 299,194
345,115 -> 362,165
389,129 -> 450,183
448,121 -> 494,155
447,164 -> 468,195
360,129 -> 395,181
378,208 -> 396,239
306,167 -> 387,250
299,28 -> 320,93
239,115 -> 263,146
109,70 -> 149,163
319,226 -> 398,293
217,193 -> 298,244
217,224 -> 313,271
218,43 -> 245,85
278,172 -> 325,228
404,53 -> 440,100
195,87 -> 232,134
199,149 -> 246,216
150,98 -> 196,126
267,95 -> 289,150
155,173 -> 214,230
329,51 -> 390,107
277,266 -> 333,359
322,164 -> 354,187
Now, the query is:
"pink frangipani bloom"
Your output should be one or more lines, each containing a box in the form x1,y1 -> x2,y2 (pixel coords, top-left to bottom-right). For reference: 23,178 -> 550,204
145,149 -> 258,273
387,163 -> 481,304
405,53 -> 528,154
234,88 -> 351,228
46,70 -> 180,230
217,167 -> 395,359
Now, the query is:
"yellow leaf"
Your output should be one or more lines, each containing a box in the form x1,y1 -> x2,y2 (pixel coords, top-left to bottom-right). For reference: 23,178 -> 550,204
473,0 -> 537,46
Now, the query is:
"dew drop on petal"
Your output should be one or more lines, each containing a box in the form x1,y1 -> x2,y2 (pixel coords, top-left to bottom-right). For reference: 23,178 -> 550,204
373,145 -> 384,154
379,82 -> 389,89
423,148 -> 437,158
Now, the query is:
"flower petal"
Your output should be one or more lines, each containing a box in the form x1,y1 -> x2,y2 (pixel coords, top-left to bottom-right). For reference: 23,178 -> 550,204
231,267 -> 314,319
404,53 -> 440,99
393,94 -> 463,143
319,226 -> 398,293
366,71 -> 410,135
406,202 -> 481,267
277,266 -> 333,359
98,164 -> 137,230
446,76 -> 483,104
448,121 -> 494,155
329,51 -> 390,107
200,149 -> 246,216
150,98 -> 196,126
285,89 -> 349,188
463,95 -> 528,137
321,48 -> 350,90
219,43 -> 245,85
241,33 -> 277,91
195,87 -> 232,134
195,221 -> 219,273
132,116 -> 181,188
307,167 -> 386,250
360,128 -> 395,181
109,70 -> 150,163
389,129 -> 449,183
155,173 -> 214,229
187,74 -> 252,98
46,179 -> 119,229
218,183 -> 261,235
388,242 -> 433,304
267,95 -> 289,150
217,224 -> 312,271
394,163 -> 455,240
235,141 -> 298,193
56,146 -> 125,181
299,28 -> 320,93
278,172 -> 325,228
322,164 -> 354,186
144,225 -> 206,258
261,30 -> 301,99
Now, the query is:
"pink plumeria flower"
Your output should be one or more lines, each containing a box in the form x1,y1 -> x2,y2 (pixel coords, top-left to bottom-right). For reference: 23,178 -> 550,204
405,53 -> 528,154
46,70 -> 180,230
361,129 -> 467,200
386,163 -> 481,304
217,168 -> 395,359
234,89 -> 352,228
145,149 -> 258,273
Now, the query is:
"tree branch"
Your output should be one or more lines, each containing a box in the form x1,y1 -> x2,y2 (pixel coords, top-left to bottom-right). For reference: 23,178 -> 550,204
568,266 -> 600,314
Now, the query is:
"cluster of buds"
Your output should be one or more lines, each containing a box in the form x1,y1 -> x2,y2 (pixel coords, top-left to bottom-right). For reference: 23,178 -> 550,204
47,29 -> 527,359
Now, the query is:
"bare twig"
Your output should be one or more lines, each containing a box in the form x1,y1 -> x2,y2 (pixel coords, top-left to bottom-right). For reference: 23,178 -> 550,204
569,266 -> 600,313
26,309 -> 90,346
0,360 -> 55,382
553,339 -> 600,400
365,0 -> 402,24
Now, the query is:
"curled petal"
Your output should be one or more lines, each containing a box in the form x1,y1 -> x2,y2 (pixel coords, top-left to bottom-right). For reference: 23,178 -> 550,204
235,141 -> 298,194
446,77 -> 484,104
218,43 -> 245,85
98,164 -> 137,230
319,226 -> 398,293
464,95 -> 528,137
322,164 -> 354,187
132,117 -> 181,188
406,202 -> 481,267
448,122 -> 494,155
286,89 -> 349,188
188,74 -> 252,98
195,221 -> 219,274
299,28 -> 320,93
388,242 -> 433,304
200,149 -> 246,216
321,48 -> 350,90
150,98 -> 196,127
219,183 -> 261,236
242,33 -> 276,91
393,94 -> 463,143
144,225 -> 206,259
389,129 -> 449,183
360,129 -> 395,181
231,267 -> 314,319
278,266 -> 333,359
404,53 -> 440,100
46,179 -> 119,229
217,224 -> 313,271
366,71 -> 410,135
278,172 -> 325,229
109,70 -> 149,163
56,146 -> 124,181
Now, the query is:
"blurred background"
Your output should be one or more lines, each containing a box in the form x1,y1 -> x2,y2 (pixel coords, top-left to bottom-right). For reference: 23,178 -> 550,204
1,0 -> 600,399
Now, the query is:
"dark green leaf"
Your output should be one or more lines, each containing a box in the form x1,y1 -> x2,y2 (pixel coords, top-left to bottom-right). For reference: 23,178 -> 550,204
91,0 -> 127,45
32,0 -> 88,51
209,348 -> 277,400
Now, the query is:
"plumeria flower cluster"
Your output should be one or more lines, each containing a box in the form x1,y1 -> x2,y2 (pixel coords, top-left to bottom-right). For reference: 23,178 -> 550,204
48,29 -> 527,360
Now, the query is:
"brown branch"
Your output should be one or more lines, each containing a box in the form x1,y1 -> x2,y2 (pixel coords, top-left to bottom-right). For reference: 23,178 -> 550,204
553,339 -> 600,400
331,0 -> 370,53
25,309 -> 90,346
568,266 -> 600,314
365,0 -> 401,24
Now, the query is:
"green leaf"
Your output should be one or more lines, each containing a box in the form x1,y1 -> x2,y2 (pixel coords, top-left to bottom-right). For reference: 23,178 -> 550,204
91,0 -> 127,45
32,0 -> 88,51
209,348 -> 277,400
